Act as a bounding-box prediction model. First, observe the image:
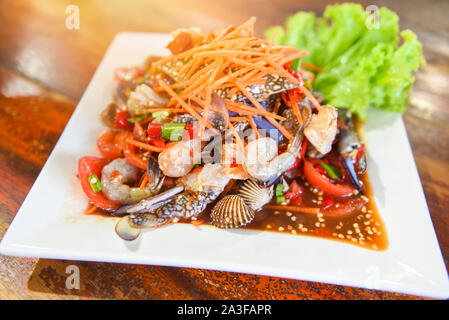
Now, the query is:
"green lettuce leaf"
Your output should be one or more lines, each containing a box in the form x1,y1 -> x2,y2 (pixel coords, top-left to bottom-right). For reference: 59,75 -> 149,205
265,3 -> 425,118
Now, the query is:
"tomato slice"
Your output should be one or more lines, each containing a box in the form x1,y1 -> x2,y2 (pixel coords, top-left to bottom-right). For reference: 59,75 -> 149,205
322,197 -> 367,218
78,156 -> 120,210
97,130 -> 127,160
304,160 -> 354,196
122,138 -> 148,170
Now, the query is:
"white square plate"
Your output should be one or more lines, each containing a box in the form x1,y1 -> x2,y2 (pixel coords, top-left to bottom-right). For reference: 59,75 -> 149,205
1,32 -> 448,299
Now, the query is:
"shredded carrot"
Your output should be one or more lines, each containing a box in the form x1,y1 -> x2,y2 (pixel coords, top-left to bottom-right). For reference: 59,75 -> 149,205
141,18 -> 314,146
246,115 -> 259,139
289,91 -> 303,125
83,203 -> 98,215
300,62 -> 323,73
235,80 -> 294,140
227,121 -> 244,150
229,116 -> 248,122
139,174 -> 148,190
126,138 -> 164,153
276,50 -> 308,66
300,86 -> 321,111
264,205 -> 321,214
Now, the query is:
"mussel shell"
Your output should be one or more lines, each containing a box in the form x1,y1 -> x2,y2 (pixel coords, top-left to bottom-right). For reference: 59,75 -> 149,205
210,195 -> 255,229
238,180 -> 273,211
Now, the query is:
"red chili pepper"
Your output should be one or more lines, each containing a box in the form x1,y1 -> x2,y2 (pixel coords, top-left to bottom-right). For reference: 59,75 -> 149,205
150,137 -> 166,148
114,108 -> 133,131
290,194 -> 302,206
281,91 -> 291,107
182,123 -> 201,140
147,123 -> 162,137
322,195 -> 335,209
289,179 -> 303,194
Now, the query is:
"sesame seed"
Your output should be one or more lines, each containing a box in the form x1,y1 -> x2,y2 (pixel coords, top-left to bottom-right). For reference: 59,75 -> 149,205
335,204 -> 340,208
298,224 -> 303,229
347,230 -> 353,235
315,222 -> 321,228
287,225 -> 293,230
286,211 -> 292,217
338,234 -> 344,239
320,223 -> 326,228
278,226 -> 285,232
291,230 -> 297,235
291,216 -> 297,221
361,206 -> 367,213
266,224 -> 272,229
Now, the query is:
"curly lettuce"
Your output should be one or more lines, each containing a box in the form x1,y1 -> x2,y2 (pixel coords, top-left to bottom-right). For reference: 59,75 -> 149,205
265,3 -> 425,118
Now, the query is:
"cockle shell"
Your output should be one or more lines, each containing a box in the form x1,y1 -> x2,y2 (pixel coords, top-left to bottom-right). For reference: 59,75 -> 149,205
210,195 -> 255,229
238,180 -> 273,211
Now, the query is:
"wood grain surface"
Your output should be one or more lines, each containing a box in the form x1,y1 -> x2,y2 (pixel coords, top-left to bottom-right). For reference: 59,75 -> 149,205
0,0 -> 448,300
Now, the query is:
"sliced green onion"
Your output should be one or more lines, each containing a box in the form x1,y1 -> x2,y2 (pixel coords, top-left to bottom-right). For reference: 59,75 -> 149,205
152,110 -> 171,118
275,183 -> 284,197
88,174 -> 103,193
319,161 -> 342,180
175,88 -> 183,94
161,122 -> 186,141
128,112 -> 151,123
276,196 -> 286,204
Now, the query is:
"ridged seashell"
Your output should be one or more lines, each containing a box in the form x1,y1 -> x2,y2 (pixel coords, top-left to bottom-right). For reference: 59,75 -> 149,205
211,195 -> 255,229
238,180 -> 273,211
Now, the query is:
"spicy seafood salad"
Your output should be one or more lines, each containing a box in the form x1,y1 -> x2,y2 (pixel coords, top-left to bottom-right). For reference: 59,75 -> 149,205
78,5 -> 424,249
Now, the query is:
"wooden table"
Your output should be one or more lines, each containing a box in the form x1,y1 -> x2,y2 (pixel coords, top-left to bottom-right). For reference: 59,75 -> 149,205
0,0 -> 447,300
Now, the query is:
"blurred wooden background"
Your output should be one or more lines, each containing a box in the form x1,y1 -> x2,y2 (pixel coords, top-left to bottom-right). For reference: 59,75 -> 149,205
0,0 -> 448,299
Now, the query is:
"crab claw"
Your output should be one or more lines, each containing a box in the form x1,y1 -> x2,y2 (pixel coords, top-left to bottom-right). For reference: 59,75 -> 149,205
112,185 -> 184,216
340,155 -> 364,195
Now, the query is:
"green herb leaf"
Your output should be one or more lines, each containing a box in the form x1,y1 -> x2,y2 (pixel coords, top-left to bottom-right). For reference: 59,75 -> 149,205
128,112 -> 151,123
88,174 -> 103,193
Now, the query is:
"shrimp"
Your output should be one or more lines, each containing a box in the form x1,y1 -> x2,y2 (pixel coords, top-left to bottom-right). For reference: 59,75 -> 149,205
242,127 -> 304,182
101,158 -> 140,204
101,157 -> 164,206
158,138 -> 201,177
304,104 -> 338,155
127,84 -> 168,115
